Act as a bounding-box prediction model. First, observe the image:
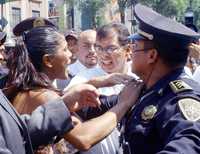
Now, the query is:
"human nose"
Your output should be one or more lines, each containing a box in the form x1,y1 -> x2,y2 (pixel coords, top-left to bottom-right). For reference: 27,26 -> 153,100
88,45 -> 95,53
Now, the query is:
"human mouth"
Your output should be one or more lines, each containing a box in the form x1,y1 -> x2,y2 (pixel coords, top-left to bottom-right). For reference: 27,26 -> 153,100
101,59 -> 113,65
88,55 -> 96,59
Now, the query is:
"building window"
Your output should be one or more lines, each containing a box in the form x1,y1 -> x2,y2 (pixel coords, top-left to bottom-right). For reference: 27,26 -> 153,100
11,7 -> 21,29
48,2 -> 58,17
32,10 -> 40,17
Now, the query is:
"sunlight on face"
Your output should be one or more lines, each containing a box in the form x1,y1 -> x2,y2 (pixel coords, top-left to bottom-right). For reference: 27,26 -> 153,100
96,32 -> 128,73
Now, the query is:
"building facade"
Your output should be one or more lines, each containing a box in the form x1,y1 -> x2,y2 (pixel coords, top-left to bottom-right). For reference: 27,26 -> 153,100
0,0 -> 48,40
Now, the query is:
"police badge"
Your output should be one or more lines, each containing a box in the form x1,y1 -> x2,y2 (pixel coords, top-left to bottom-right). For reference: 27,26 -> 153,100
141,105 -> 157,121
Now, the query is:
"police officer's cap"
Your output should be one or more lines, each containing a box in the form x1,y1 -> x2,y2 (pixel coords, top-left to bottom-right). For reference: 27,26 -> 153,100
129,4 -> 200,49
64,30 -> 79,41
13,17 -> 57,36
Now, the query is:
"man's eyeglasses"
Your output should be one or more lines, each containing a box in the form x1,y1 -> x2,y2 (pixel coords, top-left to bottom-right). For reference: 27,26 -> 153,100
130,44 -> 154,53
132,48 -> 154,53
94,45 -> 123,54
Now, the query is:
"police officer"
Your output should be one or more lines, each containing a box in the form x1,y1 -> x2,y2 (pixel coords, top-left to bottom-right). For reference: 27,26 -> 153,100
77,4 -> 200,154
123,4 -> 200,154
64,29 -> 79,64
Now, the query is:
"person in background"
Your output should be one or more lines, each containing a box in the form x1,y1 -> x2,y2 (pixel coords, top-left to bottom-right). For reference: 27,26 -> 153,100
190,43 -> 200,84
57,29 -> 98,91
65,29 -> 79,64
185,41 -> 200,77
68,29 -> 98,77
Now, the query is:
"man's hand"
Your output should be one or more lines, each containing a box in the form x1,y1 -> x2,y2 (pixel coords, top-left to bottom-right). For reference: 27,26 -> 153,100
62,83 -> 101,112
188,43 -> 200,59
118,80 -> 144,108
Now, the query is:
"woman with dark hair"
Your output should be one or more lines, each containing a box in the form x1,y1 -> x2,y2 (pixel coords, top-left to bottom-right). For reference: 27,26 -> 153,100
5,26 -> 142,154
6,27 -> 70,112
6,26 -> 74,154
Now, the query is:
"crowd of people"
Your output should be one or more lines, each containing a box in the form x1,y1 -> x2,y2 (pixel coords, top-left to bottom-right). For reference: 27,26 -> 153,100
0,3 -> 200,154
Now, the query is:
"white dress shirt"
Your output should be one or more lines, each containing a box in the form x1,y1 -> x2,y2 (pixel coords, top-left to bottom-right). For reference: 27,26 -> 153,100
65,62 -> 138,154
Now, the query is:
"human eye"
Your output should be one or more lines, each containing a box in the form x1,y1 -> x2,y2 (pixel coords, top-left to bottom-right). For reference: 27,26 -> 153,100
106,46 -> 118,53
83,43 -> 90,48
94,45 -> 102,52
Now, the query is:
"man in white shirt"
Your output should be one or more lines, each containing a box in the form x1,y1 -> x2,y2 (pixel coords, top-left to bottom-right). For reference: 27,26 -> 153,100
67,23 -> 138,154
54,29 -> 98,90
68,29 -> 98,76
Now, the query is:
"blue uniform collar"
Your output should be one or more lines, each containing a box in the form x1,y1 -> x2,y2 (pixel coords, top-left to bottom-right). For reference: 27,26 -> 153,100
143,67 -> 186,95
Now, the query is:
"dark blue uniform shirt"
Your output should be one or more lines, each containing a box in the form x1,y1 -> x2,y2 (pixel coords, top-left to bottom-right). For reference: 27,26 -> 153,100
125,68 -> 200,154
77,68 -> 200,154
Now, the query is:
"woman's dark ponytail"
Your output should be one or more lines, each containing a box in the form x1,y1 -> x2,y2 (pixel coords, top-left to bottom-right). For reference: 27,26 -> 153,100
5,27 -> 61,99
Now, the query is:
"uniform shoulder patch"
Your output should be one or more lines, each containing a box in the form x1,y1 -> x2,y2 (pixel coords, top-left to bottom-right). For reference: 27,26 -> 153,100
178,98 -> 200,122
169,80 -> 192,94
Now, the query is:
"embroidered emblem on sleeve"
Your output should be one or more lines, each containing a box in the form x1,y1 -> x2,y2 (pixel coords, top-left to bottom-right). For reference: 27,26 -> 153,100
141,105 -> 157,121
169,80 -> 192,93
178,98 -> 200,122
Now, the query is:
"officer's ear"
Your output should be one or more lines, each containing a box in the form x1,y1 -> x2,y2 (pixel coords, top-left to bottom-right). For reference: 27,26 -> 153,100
146,49 -> 158,64
42,54 -> 54,68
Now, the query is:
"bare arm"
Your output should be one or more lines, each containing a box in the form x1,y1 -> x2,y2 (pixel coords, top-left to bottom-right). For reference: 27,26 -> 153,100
63,81 -> 143,150
62,83 -> 101,112
87,73 -> 134,88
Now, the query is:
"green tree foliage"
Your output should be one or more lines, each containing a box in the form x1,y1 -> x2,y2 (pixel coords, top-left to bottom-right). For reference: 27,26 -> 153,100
189,0 -> 200,30
133,0 -> 200,30
79,0 -> 109,28
117,0 -> 183,23
65,0 -> 75,6
139,0 -> 187,20
0,0 -> 18,4
66,0 -> 200,30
